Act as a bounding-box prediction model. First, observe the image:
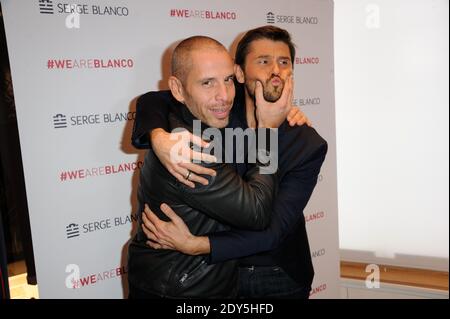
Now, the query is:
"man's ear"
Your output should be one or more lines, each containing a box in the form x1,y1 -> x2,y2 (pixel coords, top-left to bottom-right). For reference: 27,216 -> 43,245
168,76 -> 185,104
234,64 -> 245,84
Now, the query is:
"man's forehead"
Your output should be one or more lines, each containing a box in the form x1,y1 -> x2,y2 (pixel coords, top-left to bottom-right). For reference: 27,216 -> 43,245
190,47 -> 232,60
188,50 -> 234,77
248,39 -> 290,56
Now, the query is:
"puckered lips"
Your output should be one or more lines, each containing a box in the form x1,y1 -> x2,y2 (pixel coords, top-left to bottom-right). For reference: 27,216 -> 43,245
270,76 -> 283,87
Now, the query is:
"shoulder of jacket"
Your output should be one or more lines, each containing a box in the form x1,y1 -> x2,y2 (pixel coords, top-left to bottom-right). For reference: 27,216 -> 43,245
137,90 -> 172,104
283,124 -> 327,150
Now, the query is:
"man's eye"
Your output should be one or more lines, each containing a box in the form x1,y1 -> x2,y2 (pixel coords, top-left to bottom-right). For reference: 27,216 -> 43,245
258,59 -> 268,65
202,81 -> 212,86
225,76 -> 234,83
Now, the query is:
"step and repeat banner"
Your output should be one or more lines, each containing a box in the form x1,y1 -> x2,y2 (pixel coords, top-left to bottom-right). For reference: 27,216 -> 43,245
2,0 -> 339,298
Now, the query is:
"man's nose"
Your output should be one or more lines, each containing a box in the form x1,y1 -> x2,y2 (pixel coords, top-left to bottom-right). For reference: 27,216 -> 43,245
216,82 -> 229,102
271,61 -> 280,75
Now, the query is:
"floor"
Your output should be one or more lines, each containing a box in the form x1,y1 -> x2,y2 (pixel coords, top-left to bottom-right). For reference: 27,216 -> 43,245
6,260 -> 449,299
7,260 -> 39,299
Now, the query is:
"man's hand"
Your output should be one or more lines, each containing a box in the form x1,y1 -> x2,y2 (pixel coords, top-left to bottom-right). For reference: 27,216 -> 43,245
287,107 -> 312,127
151,129 -> 217,188
255,76 -> 293,128
141,203 -> 210,255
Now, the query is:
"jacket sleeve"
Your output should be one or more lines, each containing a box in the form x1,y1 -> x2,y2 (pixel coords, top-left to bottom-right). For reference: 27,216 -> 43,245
177,155 -> 278,231
131,91 -> 173,149
207,140 -> 327,263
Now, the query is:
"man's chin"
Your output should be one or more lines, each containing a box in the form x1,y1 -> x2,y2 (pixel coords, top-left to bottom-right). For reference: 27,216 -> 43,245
206,117 -> 229,129
264,91 -> 282,102
263,83 -> 284,102
246,82 -> 283,102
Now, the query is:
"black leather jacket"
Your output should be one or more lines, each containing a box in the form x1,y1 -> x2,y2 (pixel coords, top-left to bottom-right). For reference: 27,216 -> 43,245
128,107 -> 278,298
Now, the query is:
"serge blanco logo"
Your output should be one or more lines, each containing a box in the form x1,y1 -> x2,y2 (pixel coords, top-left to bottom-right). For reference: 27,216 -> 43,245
52,112 -> 135,129
265,11 -> 319,24
38,1 -> 129,16
65,214 -> 137,239
66,223 -> 80,239
266,12 -> 275,24
38,0 -> 54,14
53,114 -> 67,128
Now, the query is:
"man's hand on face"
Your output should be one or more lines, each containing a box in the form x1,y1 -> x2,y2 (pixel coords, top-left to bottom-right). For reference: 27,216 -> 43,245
151,129 -> 217,188
142,203 -> 210,255
255,76 -> 294,129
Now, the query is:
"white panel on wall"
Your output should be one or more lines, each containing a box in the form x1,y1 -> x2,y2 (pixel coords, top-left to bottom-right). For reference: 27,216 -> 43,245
334,0 -> 449,271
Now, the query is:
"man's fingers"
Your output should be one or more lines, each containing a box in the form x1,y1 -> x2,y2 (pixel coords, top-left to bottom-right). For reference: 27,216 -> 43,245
143,207 -> 172,241
166,166 -> 195,188
142,218 -> 173,247
254,81 -> 264,106
185,172 -> 209,186
160,203 -> 182,223
190,150 -> 217,164
150,233 -> 173,248
287,107 -> 299,123
146,241 -> 174,250
288,79 -> 294,111
180,162 -> 216,177
143,204 -> 161,234
143,225 -> 175,248
297,114 -> 307,125
172,168 -> 195,188
173,156 -> 218,188
144,203 -> 155,215
142,211 -> 163,238
178,164 -> 214,186
288,107 -> 309,127
189,133 -> 210,149
279,76 -> 293,107
289,78 -> 294,100
142,225 -> 160,243
175,166 -> 200,188
178,162 -> 217,186
146,240 -> 162,250
142,221 -> 163,245
145,206 -> 169,229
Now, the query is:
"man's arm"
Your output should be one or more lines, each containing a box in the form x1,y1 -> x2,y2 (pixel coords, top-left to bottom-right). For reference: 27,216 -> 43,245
131,91 -> 172,149
132,91 -> 216,187
143,136 -> 327,257
132,90 -> 311,187
174,146 -> 279,231
208,141 -> 327,262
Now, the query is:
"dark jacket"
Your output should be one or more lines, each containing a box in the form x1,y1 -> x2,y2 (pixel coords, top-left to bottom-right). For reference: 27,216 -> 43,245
208,122 -> 328,288
128,93 -> 278,298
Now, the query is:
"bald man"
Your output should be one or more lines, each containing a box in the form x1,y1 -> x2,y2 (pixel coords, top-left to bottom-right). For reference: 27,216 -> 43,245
127,36 -> 289,299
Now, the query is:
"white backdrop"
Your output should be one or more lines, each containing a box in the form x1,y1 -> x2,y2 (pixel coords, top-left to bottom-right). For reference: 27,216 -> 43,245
2,0 -> 339,298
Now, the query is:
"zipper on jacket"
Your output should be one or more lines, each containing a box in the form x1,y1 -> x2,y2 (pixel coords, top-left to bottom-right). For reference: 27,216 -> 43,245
179,273 -> 188,284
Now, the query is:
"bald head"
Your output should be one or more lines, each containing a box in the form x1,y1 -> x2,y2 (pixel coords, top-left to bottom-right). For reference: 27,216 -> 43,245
171,36 -> 228,85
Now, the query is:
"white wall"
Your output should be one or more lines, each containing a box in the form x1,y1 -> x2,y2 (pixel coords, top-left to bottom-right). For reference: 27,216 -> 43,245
334,0 -> 449,270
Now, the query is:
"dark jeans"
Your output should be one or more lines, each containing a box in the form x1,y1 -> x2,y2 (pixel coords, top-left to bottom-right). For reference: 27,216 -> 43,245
237,266 -> 311,299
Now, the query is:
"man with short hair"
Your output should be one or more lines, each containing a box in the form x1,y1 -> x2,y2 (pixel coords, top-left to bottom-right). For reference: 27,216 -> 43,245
134,26 -> 328,299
